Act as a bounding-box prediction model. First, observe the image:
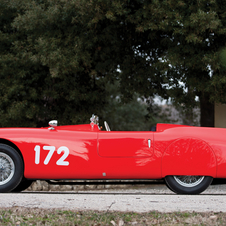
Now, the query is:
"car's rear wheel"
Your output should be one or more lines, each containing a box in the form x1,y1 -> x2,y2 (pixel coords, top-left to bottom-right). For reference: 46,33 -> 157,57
165,175 -> 213,194
0,144 -> 23,192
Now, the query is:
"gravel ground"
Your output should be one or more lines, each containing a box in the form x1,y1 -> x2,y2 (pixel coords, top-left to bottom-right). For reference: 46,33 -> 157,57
1,184 -> 226,213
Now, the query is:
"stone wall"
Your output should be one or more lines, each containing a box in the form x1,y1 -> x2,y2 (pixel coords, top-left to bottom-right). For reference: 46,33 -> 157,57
26,180 -> 142,191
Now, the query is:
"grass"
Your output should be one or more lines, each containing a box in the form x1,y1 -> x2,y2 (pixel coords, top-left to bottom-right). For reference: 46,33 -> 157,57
0,207 -> 224,225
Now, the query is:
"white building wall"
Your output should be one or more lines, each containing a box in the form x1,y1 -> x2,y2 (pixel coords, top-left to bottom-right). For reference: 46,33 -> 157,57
215,103 -> 226,128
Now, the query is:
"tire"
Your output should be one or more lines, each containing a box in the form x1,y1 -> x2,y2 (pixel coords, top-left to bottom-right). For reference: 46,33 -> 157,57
0,144 -> 23,192
12,178 -> 34,192
165,175 -> 213,194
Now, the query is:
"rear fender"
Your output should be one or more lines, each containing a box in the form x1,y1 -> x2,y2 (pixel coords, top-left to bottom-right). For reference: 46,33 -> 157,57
162,138 -> 217,177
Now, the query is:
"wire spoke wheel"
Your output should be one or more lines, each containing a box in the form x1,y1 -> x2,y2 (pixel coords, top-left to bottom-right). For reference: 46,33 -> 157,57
0,153 -> 15,185
173,176 -> 205,188
0,144 -> 23,192
165,175 -> 213,194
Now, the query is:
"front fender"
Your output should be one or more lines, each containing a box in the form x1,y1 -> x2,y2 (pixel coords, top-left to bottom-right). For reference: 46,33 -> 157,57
161,138 -> 217,178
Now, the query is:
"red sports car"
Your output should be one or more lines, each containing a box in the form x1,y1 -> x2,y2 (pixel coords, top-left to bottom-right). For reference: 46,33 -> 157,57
0,114 -> 225,194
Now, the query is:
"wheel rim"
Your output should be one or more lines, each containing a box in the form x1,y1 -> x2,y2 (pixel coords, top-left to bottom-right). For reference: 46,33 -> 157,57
173,176 -> 205,187
0,153 -> 15,185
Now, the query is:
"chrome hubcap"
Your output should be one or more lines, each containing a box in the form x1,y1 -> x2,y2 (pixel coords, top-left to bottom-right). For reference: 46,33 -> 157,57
174,176 -> 205,187
0,153 -> 15,185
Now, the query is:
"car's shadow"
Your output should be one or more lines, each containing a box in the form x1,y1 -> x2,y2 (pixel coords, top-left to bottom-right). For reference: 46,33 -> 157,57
14,178 -> 226,195
212,178 -> 226,185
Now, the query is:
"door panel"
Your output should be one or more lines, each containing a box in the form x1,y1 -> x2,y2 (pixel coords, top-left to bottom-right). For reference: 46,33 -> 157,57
98,132 -> 154,157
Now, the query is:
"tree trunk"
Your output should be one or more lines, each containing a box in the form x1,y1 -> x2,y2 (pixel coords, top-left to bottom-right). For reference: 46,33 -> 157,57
199,93 -> 214,127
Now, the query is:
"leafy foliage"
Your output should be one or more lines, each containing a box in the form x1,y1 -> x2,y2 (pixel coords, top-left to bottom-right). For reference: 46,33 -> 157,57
0,0 -> 108,127
1,0 -> 226,127
101,82 -> 150,131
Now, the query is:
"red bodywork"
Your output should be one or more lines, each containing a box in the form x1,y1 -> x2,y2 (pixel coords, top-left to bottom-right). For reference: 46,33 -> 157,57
0,122 -> 225,180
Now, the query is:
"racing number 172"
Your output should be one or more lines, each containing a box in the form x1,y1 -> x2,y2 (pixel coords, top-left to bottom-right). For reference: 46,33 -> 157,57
34,145 -> 69,166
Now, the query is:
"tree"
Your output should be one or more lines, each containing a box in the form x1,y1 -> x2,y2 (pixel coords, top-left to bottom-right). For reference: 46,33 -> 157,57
1,0 -> 167,127
128,0 -> 226,126
101,82 -> 150,131
2,0 -> 226,128
0,0 -> 108,127
76,0 -> 226,127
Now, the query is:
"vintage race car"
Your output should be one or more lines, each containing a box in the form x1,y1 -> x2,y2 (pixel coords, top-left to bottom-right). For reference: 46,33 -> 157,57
0,114 -> 226,194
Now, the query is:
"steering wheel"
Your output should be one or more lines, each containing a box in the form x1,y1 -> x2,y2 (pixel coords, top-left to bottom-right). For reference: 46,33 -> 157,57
104,121 -> 111,131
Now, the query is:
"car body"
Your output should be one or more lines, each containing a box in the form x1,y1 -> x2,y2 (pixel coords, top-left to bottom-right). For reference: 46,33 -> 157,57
0,114 -> 226,194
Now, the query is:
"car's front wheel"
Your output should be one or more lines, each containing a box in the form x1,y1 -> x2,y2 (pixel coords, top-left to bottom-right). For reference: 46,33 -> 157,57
165,175 -> 213,194
0,144 -> 23,192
